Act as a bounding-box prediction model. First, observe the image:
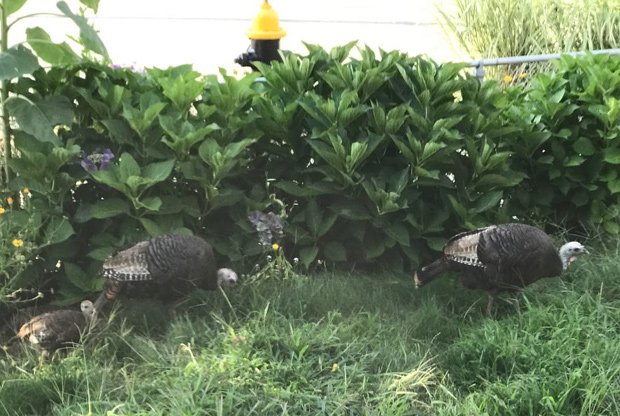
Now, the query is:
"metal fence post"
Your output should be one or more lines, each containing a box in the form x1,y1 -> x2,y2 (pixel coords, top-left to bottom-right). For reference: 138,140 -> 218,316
467,49 -> 620,80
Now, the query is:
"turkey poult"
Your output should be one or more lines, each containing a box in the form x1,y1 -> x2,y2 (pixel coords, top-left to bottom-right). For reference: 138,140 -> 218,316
18,300 -> 95,356
414,223 -> 588,315
94,234 -> 238,311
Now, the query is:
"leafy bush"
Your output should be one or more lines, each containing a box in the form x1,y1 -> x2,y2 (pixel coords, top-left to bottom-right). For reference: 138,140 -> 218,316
1,41 -> 619,301
255,44 -> 524,271
4,62 -> 271,303
508,53 -> 620,234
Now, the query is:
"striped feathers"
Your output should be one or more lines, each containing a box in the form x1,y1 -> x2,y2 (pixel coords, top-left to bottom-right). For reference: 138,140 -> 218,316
443,226 -> 495,268
102,241 -> 152,282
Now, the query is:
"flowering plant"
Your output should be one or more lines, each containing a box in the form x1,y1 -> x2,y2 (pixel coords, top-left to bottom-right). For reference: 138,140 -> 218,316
80,148 -> 115,172
0,189 -> 43,305
247,211 -> 299,280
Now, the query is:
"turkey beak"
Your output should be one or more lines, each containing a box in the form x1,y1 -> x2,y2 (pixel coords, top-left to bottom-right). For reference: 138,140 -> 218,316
223,274 -> 238,288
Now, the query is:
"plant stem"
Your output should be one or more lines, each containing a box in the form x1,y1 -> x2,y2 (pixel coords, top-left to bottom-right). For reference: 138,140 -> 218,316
6,12 -> 64,31
0,2 -> 10,184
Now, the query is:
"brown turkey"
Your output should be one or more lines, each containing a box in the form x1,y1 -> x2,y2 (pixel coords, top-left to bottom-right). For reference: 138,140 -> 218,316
93,234 -> 238,311
414,223 -> 587,315
18,300 -> 95,356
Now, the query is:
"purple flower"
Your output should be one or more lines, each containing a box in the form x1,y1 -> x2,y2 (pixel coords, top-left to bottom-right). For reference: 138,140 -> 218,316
80,148 -> 115,172
99,148 -> 115,170
110,62 -> 145,74
80,156 -> 97,172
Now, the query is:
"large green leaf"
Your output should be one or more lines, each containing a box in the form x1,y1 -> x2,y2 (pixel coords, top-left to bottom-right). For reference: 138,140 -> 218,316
209,188 -> 244,209
0,45 -> 40,80
365,236 -> 385,259
79,0 -> 99,13
607,179 -> 620,194
5,0 -> 28,15
74,198 -> 131,222
330,199 -> 372,220
385,223 -> 410,247
37,95 -> 75,125
307,139 -> 344,171
305,200 -> 323,237
348,142 -> 368,171
26,27 -> 80,66
87,246 -> 115,261
5,96 -> 61,144
274,181 -> 321,197
198,138 -> 219,164
119,152 -> 141,180
603,148 -> 620,164
126,176 -> 152,194
63,262 -> 94,291
572,137 -> 595,156
299,246 -> 319,269
224,139 -> 258,159
475,173 -> 525,189
473,191 -> 503,213
44,217 -> 75,245
158,73 -> 204,110
137,196 -> 163,211
57,1 -> 109,58
122,96 -> 167,137
90,169 -> 126,194
324,241 -> 347,262
159,115 -> 219,154
142,159 -> 175,183
139,217 -> 163,236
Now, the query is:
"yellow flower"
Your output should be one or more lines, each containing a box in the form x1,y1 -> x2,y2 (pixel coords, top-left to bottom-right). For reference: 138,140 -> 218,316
6,197 -> 13,205
0,207 -> 4,215
12,239 -> 24,248
272,243 -> 280,251
502,75 -> 514,83
518,72 -> 527,79
22,187 -> 30,195
331,363 -> 339,373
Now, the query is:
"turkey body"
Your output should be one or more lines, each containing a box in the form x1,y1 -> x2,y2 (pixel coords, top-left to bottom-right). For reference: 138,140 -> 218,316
414,223 -> 583,314
95,234 -> 236,310
18,300 -> 94,356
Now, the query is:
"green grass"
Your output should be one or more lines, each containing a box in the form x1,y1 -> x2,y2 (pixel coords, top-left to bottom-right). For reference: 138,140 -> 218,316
1,252 -> 619,415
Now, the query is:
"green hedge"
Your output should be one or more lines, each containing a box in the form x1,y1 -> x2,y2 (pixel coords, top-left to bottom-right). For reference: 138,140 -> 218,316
2,44 -> 619,302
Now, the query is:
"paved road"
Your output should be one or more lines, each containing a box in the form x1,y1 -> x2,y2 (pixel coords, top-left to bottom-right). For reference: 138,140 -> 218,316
11,0 -> 464,74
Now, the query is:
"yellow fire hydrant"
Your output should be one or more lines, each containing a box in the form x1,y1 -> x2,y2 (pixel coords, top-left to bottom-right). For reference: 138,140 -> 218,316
235,0 -> 286,70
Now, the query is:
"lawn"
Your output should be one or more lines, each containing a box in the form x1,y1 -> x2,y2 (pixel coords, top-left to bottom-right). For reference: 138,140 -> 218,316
1,249 -> 619,415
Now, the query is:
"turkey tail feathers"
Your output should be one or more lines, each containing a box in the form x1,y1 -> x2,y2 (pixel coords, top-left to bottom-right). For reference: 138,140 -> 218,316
102,240 -> 152,282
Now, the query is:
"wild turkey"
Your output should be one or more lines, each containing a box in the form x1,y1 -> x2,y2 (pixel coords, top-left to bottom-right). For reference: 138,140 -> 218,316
94,234 -> 238,311
414,223 -> 587,314
18,300 -> 95,356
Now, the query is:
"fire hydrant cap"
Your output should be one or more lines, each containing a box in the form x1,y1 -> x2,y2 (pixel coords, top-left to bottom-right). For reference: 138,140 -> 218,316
247,0 -> 286,40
